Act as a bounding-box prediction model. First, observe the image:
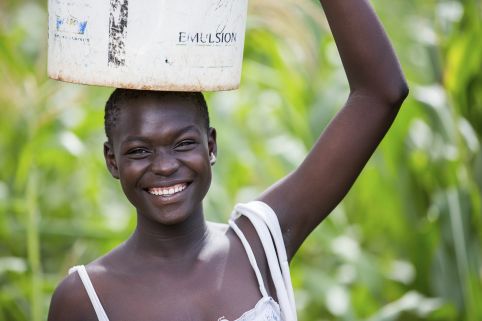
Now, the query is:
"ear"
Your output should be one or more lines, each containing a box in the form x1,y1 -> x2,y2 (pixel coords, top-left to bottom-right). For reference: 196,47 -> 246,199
208,127 -> 217,158
104,142 -> 120,179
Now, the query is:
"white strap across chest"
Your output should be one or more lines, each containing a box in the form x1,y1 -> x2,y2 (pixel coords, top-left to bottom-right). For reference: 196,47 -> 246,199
229,221 -> 270,298
229,201 -> 297,321
69,265 -> 110,321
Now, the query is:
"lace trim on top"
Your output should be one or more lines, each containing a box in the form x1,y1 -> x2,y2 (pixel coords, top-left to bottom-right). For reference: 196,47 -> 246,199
218,297 -> 281,321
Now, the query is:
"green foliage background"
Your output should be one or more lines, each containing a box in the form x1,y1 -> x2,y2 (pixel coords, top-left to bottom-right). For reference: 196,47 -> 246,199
1,0 -> 481,320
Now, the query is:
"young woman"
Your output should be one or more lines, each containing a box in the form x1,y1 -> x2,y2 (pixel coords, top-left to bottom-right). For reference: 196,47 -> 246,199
48,0 -> 408,320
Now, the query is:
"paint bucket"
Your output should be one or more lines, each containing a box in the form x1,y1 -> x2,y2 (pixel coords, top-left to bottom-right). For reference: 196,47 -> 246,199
47,0 -> 249,91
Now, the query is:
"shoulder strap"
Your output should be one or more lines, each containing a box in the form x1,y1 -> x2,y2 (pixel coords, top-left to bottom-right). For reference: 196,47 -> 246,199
231,201 -> 298,321
69,265 -> 110,321
229,220 -> 269,298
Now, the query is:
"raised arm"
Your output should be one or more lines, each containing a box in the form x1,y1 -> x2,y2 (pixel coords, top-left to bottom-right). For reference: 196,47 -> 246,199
258,0 -> 409,259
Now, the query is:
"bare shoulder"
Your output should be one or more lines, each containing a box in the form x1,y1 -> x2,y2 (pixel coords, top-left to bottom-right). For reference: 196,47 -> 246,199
207,221 -> 229,233
47,268 -> 98,321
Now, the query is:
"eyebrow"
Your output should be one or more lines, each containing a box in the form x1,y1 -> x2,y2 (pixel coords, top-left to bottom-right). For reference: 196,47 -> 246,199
121,125 -> 201,144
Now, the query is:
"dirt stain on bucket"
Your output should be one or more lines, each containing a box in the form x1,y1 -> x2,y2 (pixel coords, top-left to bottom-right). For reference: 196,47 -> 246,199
108,0 -> 128,67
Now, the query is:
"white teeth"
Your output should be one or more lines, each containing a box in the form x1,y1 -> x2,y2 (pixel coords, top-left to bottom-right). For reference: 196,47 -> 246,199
148,183 -> 187,196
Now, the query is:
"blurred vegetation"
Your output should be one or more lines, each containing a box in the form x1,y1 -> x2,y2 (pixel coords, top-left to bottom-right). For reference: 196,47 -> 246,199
1,0 -> 481,320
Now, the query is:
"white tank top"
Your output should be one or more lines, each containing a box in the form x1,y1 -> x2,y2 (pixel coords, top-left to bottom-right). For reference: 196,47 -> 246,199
70,201 -> 297,321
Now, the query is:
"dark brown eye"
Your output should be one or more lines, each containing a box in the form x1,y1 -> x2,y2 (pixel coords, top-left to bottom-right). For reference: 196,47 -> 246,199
127,148 -> 150,158
175,140 -> 197,151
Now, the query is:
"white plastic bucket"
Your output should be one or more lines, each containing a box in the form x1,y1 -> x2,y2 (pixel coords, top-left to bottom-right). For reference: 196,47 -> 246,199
47,0 -> 249,91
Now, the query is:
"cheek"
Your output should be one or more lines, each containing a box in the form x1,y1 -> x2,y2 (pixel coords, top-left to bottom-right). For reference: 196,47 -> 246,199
180,153 -> 212,190
184,152 -> 210,174
118,160 -> 149,193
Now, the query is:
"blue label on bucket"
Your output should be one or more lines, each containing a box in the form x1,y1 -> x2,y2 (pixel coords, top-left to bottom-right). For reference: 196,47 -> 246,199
55,15 -> 88,35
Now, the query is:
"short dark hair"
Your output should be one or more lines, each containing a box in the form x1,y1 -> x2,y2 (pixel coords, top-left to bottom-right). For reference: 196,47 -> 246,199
104,89 -> 210,142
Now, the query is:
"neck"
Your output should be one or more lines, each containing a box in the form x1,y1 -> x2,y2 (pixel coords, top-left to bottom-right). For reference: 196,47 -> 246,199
126,209 -> 209,262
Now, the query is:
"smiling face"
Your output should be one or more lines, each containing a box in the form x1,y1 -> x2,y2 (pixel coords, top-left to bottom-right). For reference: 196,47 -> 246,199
104,93 -> 216,226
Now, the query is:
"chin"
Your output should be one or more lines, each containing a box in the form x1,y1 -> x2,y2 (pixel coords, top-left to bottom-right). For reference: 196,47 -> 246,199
140,202 -> 202,227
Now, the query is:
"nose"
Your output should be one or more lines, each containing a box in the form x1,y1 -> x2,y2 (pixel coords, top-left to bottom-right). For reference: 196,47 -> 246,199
150,151 -> 180,176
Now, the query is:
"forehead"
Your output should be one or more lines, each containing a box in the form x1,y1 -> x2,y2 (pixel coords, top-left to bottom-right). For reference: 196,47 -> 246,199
113,93 -> 205,140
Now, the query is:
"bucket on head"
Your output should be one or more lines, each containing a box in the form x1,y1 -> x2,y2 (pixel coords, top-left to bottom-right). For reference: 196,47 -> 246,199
47,0 -> 249,91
